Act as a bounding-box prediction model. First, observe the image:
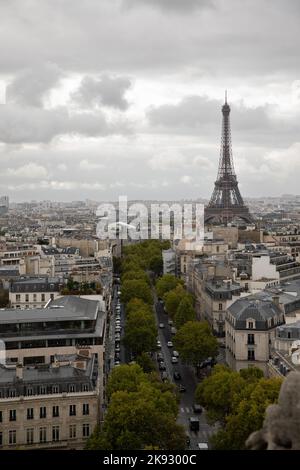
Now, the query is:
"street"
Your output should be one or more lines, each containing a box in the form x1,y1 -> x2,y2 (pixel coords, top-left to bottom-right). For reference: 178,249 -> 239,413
105,281 -> 221,450
154,299 -> 217,450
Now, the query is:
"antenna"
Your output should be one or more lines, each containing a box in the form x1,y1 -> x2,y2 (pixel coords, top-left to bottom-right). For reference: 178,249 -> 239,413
225,89 -> 227,104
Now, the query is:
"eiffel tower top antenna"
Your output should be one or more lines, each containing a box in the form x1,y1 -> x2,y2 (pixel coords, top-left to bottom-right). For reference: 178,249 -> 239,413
225,89 -> 227,104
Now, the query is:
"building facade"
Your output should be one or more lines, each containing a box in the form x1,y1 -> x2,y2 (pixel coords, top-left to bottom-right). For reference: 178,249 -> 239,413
9,277 -> 62,309
0,353 -> 99,449
226,296 -> 285,374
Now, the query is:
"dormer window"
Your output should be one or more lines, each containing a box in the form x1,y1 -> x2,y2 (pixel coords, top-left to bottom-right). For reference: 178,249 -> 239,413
247,319 -> 255,329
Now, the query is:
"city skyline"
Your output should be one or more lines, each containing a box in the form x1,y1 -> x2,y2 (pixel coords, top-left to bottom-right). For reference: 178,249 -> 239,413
0,0 -> 300,202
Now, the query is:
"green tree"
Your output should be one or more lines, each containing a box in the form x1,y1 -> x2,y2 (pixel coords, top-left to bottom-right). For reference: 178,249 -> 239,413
121,270 -> 150,285
121,279 -> 152,305
195,365 -> 246,423
107,364 -> 147,399
210,377 -> 282,450
136,352 -> 156,373
163,285 -> 187,318
96,383 -> 186,450
156,274 -> 183,299
174,321 -> 218,369
123,310 -> 157,355
174,296 -> 196,329
149,255 -> 163,276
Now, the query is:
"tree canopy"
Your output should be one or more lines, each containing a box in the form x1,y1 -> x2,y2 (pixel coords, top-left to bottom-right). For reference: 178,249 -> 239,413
87,364 -> 186,450
195,365 -> 282,450
174,321 -> 218,368
156,274 -> 184,299
174,296 -> 196,329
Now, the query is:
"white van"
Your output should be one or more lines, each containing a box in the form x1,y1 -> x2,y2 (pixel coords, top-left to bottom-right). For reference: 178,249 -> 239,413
198,443 -> 208,450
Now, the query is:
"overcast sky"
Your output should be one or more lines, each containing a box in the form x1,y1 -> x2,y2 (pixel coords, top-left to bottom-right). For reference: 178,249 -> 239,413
0,0 -> 300,202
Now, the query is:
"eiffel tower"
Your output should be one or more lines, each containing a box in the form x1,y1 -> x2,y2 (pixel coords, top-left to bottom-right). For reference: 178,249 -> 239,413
205,92 -> 253,225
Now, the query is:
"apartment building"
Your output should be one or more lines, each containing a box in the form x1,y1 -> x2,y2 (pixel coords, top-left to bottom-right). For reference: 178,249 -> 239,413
0,295 -> 106,367
226,296 -> 284,375
0,353 -> 99,449
9,277 -> 62,309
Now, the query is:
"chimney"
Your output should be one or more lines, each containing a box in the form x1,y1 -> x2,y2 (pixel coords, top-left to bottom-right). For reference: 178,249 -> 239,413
272,295 -> 280,307
15,363 -> 23,380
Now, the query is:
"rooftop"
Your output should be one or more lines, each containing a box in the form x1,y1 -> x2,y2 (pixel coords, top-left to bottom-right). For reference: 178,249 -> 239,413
0,295 -> 100,324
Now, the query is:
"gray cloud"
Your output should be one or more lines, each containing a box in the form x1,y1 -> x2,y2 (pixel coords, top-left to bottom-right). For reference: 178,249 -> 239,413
72,74 -> 131,110
147,95 -> 300,146
0,104 -> 131,144
6,63 -> 63,107
123,0 -> 213,13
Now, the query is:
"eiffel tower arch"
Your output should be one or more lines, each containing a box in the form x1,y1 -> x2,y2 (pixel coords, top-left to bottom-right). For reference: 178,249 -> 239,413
205,93 -> 254,225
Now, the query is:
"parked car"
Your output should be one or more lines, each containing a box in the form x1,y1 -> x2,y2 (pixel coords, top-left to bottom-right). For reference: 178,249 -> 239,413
115,334 -> 121,341
171,356 -> 178,364
172,350 -> 179,357
189,417 -> 200,431
171,327 -> 177,335
159,323 -> 165,328
167,341 -> 173,347
168,319 -> 173,326
157,353 -> 164,362
115,352 -> 120,360
173,371 -> 181,380
157,340 -> 161,348
178,384 -> 186,392
193,404 -> 203,414
115,345 -> 120,352
114,361 -> 120,366
159,362 -> 166,371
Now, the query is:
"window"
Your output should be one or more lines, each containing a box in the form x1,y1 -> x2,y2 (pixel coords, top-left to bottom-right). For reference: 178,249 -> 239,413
52,406 -> 59,418
40,386 -> 47,395
27,408 -> 34,420
25,294 -> 29,302
39,427 -> 47,443
69,425 -> 76,439
33,294 -> 37,302
9,430 -> 16,445
9,389 -> 16,397
52,385 -> 59,394
82,384 -> 89,392
50,294 -> 54,301
40,407 -> 46,419
248,321 -> 254,329
69,384 -> 75,393
218,303 -> 223,311
41,294 -> 45,302
82,403 -> 89,416
9,410 -> 16,422
0,411 -> 2,423
0,432 -> 2,446
16,294 -> 21,302
27,388 -> 33,396
248,350 -> 255,361
248,334 -> 255,345
52,426 -> 59,442
26,428 -> 34,444
82,424 -> 90,438
69,405 -> 76,416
